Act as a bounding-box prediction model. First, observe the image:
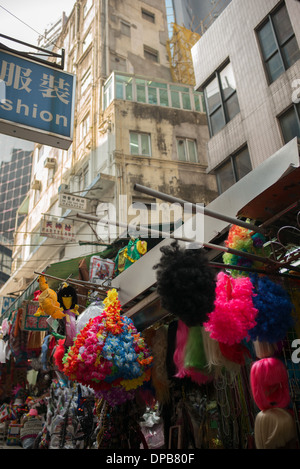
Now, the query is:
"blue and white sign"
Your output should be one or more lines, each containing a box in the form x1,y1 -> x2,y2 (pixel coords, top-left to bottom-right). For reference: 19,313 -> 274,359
0,49 -> 76,150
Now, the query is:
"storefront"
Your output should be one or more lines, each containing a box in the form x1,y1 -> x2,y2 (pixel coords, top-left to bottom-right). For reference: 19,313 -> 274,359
0,139 -> 299,451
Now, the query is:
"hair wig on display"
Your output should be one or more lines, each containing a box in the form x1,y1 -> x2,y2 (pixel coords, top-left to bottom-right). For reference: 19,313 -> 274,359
222,225 -> 270,277
254,408 -> 297,449
154,241 -> 216,327
173,321 -> 212,385
204,272 -> 258,345
250,357 -> 291,410
201,328 -> 241,377
248,275 -> 294,343
253,340 -> 279,359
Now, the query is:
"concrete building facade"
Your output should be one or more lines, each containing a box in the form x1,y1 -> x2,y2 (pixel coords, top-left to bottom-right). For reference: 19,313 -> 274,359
0,0 -> 217,299
192,0 -> 300,195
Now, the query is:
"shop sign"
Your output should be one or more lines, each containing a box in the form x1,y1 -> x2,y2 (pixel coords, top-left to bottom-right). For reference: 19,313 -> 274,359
0,296 -> 15,315
0,49 -> 76,150
40,217 -> 76,241
59,192 -> 89,212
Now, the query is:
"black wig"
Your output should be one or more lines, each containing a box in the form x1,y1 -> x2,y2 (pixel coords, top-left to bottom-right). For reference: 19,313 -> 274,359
153,240 -> 216,327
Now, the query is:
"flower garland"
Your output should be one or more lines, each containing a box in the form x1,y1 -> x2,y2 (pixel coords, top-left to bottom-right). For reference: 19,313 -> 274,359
62,289 -> 153,405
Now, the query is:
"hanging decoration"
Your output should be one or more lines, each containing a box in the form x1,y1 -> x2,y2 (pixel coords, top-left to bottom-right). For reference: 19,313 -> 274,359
34,275 -> 65,320
61,289 -> 153,406
222,224 -> 269,276
203,272 -> 258,346
57,283 -> 79,347
154,240 -> 216,327
248,275 -> 294,344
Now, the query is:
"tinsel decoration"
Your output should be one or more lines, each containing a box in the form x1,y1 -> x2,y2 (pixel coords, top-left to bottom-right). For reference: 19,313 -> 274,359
204,272 -> 258,345
248,275 -> 294,343
153,240 -> 216,327
61,289 -> 153,406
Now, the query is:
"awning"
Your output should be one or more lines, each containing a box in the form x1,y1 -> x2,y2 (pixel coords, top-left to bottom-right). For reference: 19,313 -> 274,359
112,138 -> 300,329
0,247 -> 117,322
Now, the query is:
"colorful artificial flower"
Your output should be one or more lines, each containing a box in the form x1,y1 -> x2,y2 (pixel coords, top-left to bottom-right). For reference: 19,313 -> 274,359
62,289 -> 153,405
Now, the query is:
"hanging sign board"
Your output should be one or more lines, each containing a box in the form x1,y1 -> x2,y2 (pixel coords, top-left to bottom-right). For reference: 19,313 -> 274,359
59,192 -> 89,212
40,217 -> 76,241
0,49 -> 76,150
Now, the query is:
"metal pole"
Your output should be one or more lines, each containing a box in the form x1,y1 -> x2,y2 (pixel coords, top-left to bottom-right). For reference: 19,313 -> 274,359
76,213 -> 293,271
133,183 -> 265,235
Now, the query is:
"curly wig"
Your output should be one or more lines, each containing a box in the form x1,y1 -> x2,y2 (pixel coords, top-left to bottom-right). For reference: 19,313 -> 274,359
154,241 -> 216,327
248,275 -> 294,343
204,272 -> 258,345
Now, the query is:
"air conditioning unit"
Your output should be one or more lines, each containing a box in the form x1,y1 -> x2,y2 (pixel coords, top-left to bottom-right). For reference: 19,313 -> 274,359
31,179 -> 41,191
58,183 -> 70,193
44,157 -> 57,169
17,278 -> 30,290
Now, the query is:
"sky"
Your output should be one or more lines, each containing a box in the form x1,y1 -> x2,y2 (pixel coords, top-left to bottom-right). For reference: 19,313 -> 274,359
0,0 -> 76,161
0,0 -> 76,47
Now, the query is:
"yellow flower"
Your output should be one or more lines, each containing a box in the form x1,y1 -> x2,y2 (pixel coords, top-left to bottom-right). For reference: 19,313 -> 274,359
103,289 -> 119,308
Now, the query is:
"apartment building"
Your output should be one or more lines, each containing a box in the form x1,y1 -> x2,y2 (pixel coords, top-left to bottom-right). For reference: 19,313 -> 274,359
0,0 -> 217,299
190,0 -> 300,244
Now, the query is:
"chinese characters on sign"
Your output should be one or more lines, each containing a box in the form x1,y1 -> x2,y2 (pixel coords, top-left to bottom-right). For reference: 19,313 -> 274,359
0,49 -> 75,149
59,193 -> 89,212
40,217 -> 76,242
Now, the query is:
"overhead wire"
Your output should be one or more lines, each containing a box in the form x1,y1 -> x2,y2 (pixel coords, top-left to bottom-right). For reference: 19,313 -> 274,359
0,3 -> 62,49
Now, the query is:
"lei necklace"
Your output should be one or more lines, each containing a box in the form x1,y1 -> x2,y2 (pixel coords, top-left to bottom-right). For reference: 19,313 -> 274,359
62,289 -> 153,406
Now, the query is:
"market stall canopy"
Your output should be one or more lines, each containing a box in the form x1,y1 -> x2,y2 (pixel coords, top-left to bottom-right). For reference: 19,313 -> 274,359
112,138 -> 300,329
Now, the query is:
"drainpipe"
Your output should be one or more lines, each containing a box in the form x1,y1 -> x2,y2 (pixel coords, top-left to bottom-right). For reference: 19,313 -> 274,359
105,0 -> 109,76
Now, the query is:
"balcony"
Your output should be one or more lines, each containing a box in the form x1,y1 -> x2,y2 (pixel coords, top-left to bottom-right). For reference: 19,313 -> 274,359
103,72 -> 205,113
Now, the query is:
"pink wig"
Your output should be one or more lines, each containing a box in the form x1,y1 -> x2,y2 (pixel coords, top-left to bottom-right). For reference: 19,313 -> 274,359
204,272 -> 258,345
250,358 -> 291,410
173,320 -> 189,378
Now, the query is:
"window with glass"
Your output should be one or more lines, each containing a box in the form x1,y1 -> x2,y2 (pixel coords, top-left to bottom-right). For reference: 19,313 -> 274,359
130,132 -> 151,156
144,46 -> 159,63
120,21 -> 131,37
116,74 -> 133,101
103,72 -> 204,112
257,2 -> 300,84
204,61 -> 240,137
279,103 -> 300,143
142,9 -> 155,23
81,68 -> 92,95
80,113 -> 90,141
176,138 -> 198,163
215,146 -> 252,194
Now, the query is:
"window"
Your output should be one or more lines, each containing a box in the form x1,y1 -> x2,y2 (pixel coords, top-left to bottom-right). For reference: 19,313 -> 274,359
142,9 -> 155,23
80,113 -> 90,141
79,166 -> 89,191
81,67 -> 92,95
176,138 -> 198,163
120,21 -> 131,37
215,146 -> 252,194
257,2 -> 300,84
144,46 -> 159,63
130,132 -> 151,156
204,61 -> 240,137
279,104 -> 300,143
82,30 -> 92,54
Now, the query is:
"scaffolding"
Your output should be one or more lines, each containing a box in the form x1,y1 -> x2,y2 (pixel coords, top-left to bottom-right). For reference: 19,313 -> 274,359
166,23 -> 201,86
